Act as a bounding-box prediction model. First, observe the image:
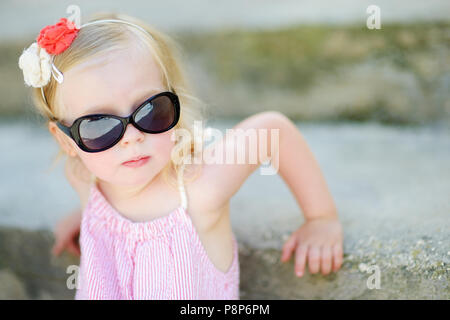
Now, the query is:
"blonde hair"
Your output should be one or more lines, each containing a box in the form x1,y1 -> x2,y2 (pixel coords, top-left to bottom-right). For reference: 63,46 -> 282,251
31,12 -> 207,190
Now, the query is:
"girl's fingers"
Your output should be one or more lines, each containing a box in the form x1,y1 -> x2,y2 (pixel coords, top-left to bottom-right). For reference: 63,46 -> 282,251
67,241 -> 80,256
52,235 -> 67,256
52,230 -> 76,256
294,244 -> 308,277
66,243 -> 77,256
51,210 -> 82,257
307,246 -> 321,274
51,242 -> 62,256
71,236 -> 81,256
281,234 -> 298,262
332,243 -> 343,272
320,245 -> 332,275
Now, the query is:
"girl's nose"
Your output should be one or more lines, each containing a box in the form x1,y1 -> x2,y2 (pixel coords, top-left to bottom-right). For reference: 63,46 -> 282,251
120,123 -> 145,147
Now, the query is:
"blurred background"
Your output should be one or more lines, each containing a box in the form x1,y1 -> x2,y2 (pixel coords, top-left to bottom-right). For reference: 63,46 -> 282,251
0,0 -> 448,299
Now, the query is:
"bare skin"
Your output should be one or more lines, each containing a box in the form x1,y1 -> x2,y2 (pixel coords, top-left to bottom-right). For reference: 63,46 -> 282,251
49,44 -> 343,277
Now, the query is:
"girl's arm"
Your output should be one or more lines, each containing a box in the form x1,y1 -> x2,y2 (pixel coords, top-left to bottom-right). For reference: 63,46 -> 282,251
51,157 -> 91,257
64,156 -> 92,211
192,111 -> 343,276
195,111 -> 337,217
52,207 -> 81,257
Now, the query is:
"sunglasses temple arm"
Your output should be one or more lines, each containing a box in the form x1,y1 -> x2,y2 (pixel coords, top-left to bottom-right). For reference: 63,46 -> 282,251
55,121 -> 73,138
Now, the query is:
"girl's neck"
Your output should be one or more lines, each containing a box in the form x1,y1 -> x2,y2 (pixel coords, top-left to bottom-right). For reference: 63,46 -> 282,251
97,170 -> 165,204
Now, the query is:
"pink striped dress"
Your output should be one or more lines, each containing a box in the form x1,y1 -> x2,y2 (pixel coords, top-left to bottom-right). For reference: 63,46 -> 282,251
74,169 -> 240,300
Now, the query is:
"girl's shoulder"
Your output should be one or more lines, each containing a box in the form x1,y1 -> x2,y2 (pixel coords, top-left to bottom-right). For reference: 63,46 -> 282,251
181,161 -> 231,232
64,156 -> 93,211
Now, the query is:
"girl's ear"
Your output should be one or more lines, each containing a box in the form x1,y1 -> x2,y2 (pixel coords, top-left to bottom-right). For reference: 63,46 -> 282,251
48,121 -> 78,157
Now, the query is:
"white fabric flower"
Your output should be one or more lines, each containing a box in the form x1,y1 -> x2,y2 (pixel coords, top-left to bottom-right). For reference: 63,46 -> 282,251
18,42 -> 52,88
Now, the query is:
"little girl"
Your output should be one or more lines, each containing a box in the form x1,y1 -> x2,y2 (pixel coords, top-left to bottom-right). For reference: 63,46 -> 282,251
19,12 -> 343,300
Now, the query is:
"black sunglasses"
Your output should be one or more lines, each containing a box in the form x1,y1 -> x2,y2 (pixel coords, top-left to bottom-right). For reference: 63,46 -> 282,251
52,91 -> 180,153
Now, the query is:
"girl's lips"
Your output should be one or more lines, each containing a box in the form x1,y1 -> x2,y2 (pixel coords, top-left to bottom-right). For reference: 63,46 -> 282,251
122,156 -> 150,168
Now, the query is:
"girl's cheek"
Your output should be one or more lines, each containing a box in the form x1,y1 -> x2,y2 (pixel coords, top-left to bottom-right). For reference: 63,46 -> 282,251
152,132 -> 176,158
77,152 -> 117,178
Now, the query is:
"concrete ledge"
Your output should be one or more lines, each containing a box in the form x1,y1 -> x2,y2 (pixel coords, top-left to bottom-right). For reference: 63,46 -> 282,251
0,226 -> 448,299
0,120 -> 448,299
238,233 -> 449,299
0,227 -> 78,300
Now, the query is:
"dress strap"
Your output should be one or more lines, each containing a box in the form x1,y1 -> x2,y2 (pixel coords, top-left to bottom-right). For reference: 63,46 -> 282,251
177,162 -> 188,210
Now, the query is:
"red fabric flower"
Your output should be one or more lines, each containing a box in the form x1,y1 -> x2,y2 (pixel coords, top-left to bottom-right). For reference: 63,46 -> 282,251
36,18 -> 79,55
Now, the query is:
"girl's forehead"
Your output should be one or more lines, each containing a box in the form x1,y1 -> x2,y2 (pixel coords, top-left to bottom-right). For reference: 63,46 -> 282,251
57,46 -> 164,121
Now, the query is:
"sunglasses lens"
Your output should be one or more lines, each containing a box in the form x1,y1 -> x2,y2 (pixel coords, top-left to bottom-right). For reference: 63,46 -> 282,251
134,94 -> 176,132
79,117 -> 123,151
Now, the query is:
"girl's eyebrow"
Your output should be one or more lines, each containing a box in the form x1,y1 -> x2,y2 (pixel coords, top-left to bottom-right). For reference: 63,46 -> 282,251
82,88 -> 163,115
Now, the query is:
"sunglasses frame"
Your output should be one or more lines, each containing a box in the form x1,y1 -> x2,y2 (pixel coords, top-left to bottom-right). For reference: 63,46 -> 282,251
53,91 -> 180,153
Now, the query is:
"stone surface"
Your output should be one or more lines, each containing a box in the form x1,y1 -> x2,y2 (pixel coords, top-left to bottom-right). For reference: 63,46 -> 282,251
0,119 -> 448,299
0,227 -> 78,300
0,268 -> 28,300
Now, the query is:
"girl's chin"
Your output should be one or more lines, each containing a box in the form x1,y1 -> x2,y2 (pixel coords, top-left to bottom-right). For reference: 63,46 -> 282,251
119,172 -> 157,187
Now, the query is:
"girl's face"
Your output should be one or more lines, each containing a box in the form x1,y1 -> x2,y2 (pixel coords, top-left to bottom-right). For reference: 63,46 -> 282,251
50,44 -> 175,187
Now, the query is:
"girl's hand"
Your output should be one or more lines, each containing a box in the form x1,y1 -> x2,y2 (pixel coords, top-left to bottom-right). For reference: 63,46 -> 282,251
51,208 -> 82,257
280,217 -> 343,277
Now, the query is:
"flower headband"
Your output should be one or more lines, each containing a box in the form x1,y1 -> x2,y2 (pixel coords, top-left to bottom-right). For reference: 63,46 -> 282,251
18,17 -> 154,105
